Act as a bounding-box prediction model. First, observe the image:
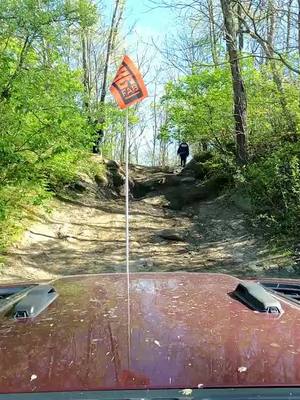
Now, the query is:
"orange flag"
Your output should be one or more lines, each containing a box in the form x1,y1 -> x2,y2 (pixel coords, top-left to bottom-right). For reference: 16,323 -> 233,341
110,55 -> 148,109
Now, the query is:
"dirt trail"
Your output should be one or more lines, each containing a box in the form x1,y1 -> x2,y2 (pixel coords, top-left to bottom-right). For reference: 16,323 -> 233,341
0,164 -> 296,282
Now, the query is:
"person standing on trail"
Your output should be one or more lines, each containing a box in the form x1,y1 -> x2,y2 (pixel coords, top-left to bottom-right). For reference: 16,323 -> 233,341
177,141 -> 189,167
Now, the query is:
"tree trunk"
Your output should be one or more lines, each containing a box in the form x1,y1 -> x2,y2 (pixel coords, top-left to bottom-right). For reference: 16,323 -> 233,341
237,2 -> 244,52
266,0 -> 275,60
207,0 -> 219,66
220,0 -> 248,165
120,129 -> 126,164
265,0 -> 297,135
96,0 -> 123,151
271,63 -> 297,136
100,0 -> 121,106
286,0 -> 293,53
159,140 -> 168,167
1,35 -> 32,100
152,81 -> 158,166
100,0 -> 121,103
298,0 -> 300,59
81,30 -> 90,112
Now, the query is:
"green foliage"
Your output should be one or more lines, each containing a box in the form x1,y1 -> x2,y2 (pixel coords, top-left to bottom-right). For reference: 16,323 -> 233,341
191,150 -> 236,182
245,64 -> 300,157
163,61 -> 300,155
193,151 -> 214,163
0,182 -> 52,252
100,102 -> 139,161
162,60 -> 300,238
162,67 -> 233,147
244,144 -> 300,236
0,0 -> 98,250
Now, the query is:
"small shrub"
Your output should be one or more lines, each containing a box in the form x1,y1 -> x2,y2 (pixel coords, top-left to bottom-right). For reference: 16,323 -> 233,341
244,145 -> 300,236
193,151 -> 214,163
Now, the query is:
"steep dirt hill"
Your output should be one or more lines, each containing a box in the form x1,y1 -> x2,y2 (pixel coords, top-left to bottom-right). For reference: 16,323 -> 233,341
0,159 -> 297,282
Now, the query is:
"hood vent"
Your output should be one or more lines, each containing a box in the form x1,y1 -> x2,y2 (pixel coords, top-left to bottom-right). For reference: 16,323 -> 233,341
13,285 -> 58,319
233,282 -> 283,314
261,282 -> 300,306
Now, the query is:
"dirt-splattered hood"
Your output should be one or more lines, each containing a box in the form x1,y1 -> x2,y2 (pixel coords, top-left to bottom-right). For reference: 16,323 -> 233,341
0,272 -> 300,393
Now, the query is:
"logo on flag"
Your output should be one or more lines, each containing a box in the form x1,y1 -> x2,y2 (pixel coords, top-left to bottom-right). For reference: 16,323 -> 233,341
110,55 -> 148,109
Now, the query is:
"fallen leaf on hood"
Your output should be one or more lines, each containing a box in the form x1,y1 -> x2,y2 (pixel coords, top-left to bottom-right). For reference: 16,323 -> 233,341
238,366 -> 247,373
154,340 -> 161,347
30,375 -> 37,382
181,389 -> 193,395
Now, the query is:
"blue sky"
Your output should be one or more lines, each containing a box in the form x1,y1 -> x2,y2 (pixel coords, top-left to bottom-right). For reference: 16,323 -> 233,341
101,0 -> 179,71
122,0 -> 177,163
123,0 -> 178,90
125,0 -> 173,38
102,0 -> 178,164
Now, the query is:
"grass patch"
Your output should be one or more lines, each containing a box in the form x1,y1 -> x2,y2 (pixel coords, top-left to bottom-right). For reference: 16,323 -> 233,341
0,154 -> 106,253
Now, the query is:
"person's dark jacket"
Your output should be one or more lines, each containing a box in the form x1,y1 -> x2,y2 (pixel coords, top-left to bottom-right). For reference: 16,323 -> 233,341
177,142 -> 189,157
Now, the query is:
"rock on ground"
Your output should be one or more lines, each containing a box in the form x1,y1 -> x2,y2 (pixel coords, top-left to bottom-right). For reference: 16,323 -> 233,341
156,229 -> 186,242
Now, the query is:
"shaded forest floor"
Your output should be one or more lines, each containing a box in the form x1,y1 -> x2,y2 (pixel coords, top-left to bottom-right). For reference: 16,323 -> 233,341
0,163 -> 297,283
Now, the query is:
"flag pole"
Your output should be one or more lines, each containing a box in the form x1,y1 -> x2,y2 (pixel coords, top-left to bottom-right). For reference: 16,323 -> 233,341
109,54 -> 148,371
125,107 -> 130,278
125,106 -> 131,370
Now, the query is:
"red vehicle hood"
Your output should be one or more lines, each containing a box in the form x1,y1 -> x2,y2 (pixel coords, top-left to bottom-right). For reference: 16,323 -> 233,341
0,272 -> 300,393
